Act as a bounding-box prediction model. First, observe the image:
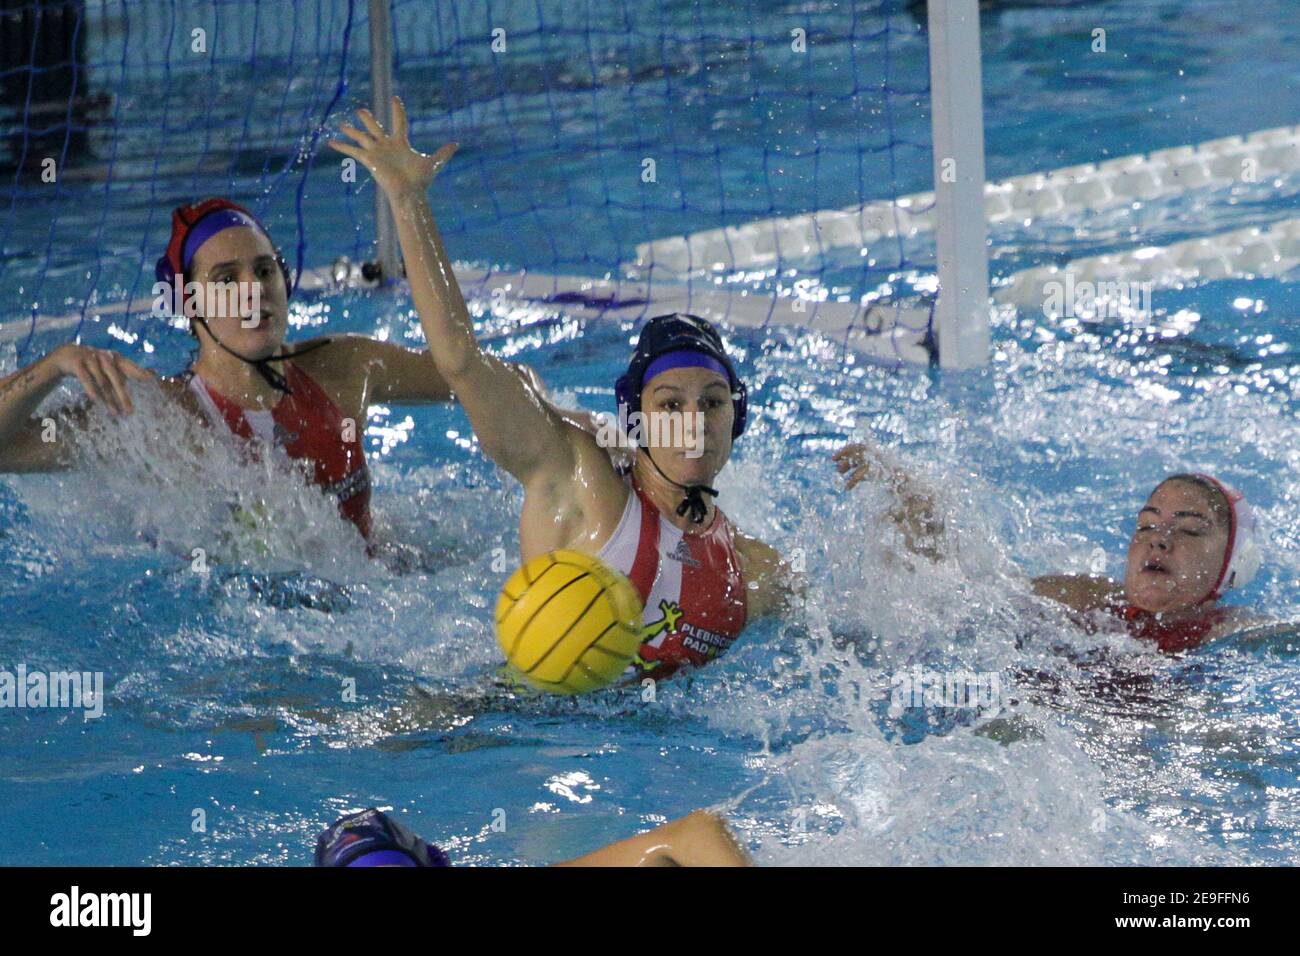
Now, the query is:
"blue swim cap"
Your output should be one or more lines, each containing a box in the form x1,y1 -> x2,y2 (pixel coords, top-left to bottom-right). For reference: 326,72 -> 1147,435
614,313 -> 748,439
314,808 -> 450,868
155,197 -> 291,297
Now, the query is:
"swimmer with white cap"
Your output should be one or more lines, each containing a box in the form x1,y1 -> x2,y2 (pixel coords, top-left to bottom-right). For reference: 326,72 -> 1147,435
835,442 -> 1269,651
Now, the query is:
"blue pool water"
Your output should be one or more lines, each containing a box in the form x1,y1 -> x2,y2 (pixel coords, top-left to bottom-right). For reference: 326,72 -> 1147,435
2,0 -> 1299,865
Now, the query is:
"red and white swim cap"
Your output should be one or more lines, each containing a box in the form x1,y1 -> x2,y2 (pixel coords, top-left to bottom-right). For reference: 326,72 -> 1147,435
1192,473 -> 1260,601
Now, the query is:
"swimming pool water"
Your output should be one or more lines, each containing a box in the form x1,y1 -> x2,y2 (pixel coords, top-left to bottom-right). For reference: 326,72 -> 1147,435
1,0 -> 1298,866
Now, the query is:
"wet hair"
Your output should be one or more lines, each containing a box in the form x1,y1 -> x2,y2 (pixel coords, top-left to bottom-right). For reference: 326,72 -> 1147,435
1155,474 -> 1231,531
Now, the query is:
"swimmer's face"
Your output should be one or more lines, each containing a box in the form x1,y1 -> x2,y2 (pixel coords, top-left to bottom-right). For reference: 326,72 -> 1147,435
1123,479 -> 1231,614
639,365 -> 734,483
187,226 -> 288,359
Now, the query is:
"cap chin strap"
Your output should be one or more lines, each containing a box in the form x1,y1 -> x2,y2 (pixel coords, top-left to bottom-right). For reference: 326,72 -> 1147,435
192,316 -> 331,395
640,447 -> 717,525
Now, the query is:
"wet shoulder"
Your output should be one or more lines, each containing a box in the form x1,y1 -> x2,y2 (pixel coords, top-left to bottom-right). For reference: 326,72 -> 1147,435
158,374 -> 206,420
1211,606 -> 1271,642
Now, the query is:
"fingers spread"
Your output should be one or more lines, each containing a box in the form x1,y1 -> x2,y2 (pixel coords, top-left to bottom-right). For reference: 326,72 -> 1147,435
327,138 -> 364,161
337,123 -> 375,147
429,143 -> 459,173
356,108 -> 385,138
119,358 -> 157,382
76,360 -> 111,412
843,465 -> 870,490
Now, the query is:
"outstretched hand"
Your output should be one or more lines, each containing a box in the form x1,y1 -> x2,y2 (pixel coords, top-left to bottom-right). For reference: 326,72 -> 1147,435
328,95 -> 457,202
832,442 -> 875,491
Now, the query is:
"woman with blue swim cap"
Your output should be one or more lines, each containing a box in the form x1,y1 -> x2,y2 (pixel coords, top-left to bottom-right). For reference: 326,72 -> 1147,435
835,441 -> 1271,651
328,97 -> 799,680
0,195 -> 456,544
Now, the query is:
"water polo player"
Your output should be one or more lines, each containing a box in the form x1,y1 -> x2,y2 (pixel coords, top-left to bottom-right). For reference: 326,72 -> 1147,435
329,97 -> 796,680
0,196 -> 584,550
835,440 -> 1268,651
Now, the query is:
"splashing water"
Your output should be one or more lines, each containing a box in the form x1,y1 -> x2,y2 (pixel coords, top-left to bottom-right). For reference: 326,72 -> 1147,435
5,267 -> 1298,867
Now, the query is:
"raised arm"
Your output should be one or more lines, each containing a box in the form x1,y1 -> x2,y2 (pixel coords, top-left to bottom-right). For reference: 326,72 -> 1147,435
833,440 -> 948,562
0,344 -> 154,473
328,99 -> 577,487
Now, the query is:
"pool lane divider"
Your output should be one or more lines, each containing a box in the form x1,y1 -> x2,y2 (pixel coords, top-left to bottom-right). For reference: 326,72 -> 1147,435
627,125 -> 1300,276
8,127 -> 1297,369
994,217 -> 1300,310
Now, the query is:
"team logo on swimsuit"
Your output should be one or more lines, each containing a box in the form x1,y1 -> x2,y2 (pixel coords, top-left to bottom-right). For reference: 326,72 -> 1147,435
323,467 -> 371,503
632,599 -> 684,673
666,537 -> 700,568
641,599 -> 684,642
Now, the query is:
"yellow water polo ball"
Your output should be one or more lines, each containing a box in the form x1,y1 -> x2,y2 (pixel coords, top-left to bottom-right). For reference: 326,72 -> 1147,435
495,549 -> 645,694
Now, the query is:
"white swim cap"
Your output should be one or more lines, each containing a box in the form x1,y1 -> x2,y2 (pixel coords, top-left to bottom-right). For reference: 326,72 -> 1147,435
1192,473 -> 1260,600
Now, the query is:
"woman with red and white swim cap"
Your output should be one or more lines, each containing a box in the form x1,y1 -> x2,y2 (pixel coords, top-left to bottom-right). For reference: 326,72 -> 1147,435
835,442 -> 1267,652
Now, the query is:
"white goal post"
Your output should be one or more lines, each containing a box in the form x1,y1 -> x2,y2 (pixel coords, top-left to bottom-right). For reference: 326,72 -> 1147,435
926,0 -> 992,369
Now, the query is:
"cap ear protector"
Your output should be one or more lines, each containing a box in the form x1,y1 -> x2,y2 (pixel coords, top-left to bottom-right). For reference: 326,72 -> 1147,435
614,313 -> 748,441
1189,473 -> 1261,601
154,198 -> 292,314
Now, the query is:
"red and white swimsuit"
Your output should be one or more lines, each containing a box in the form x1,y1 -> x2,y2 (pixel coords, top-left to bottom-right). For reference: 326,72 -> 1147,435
597,480 -> 748,680
185,362 -> 373,541
1111,603 -> 1232,653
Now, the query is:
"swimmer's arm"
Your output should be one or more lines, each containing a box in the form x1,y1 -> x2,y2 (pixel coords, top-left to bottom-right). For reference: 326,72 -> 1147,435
329,103 -> 575,486
833,442 -> 947,562
510,364 -> 607,436
1030,574 -> 1121,613
312,334 -> 453,404
0,410 -> 81,472
553,810 -> 753,867
1222,614 -> 1288,643
300,335 -> 591,426
0,345 -> 151,473
1209,607 -> 1275,641
734,529 -> 802,619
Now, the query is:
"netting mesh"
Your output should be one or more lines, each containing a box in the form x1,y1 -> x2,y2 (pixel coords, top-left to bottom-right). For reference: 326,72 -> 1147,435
0,0 -> 933,357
